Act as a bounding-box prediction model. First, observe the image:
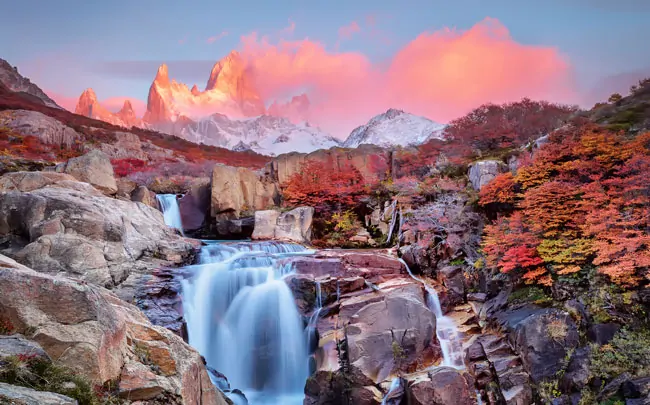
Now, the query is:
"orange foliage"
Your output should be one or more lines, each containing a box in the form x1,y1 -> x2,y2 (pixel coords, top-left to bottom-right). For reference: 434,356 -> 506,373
483,124 -> 650,287
479,172 -> 517,206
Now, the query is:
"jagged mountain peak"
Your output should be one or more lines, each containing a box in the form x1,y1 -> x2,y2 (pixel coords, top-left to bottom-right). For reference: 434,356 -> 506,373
0,58 -> 62,109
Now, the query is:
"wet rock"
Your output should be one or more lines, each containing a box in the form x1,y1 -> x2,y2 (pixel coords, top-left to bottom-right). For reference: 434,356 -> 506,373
468,160 -> 506,190
63,149 -> 118,195
406,367 -> 476,405
0,382 -> 77,405
178,177 -> 211,233
216,216 -> 255,239
346,286 -> 438,383
438,265 -> 466,305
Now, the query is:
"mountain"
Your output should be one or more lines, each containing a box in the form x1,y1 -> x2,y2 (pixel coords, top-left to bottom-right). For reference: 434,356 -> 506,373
179,114 -> 341,155
75,88 -> 140,127
343,108 -> 446,148
0,58 -> 61,109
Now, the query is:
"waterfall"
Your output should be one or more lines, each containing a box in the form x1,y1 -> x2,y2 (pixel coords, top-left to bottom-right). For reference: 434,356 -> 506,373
181,241 -> 314,405
156,194 -> 185,235
398,259 -> 465,368
381,377 -> 403,405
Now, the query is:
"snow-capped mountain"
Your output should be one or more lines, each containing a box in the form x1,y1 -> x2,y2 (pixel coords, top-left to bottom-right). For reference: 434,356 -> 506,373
343,108 -> 446,148
179,114 -> 341,155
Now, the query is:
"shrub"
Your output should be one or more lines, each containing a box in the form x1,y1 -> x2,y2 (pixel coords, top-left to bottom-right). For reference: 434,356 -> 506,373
590,328 -> 650,380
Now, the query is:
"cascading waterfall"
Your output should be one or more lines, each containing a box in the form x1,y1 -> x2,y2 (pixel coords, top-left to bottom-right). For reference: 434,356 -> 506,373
156,194 -> 185,235
181,241 -> 314,405
399,259 -> 465,368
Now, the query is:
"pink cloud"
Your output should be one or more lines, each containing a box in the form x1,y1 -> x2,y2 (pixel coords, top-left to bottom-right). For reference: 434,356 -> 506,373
239,17 -> 577,136
281,20 -> 296,35
206,31 -> 228,44
338,21 -> 361,40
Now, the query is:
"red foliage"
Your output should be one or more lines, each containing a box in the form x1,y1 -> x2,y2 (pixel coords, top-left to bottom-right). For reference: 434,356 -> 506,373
482,124 -> 650,287
479,172 -> 517,206
444,98 -> 576,155
282,159 -> 367,215
111,158 -> 148,177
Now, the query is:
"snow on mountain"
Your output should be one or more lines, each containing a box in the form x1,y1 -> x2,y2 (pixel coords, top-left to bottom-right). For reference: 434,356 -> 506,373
343,108 -> 446,148
179,114 -> 341,156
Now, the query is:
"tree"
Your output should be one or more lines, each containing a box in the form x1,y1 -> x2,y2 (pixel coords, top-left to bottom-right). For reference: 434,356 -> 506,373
608,93 -> 622,103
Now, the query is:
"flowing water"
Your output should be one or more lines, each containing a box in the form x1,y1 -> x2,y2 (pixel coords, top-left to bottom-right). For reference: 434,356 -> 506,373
156,194 -> 185,235
181,241 -> 315,405
399,259 -> 465,368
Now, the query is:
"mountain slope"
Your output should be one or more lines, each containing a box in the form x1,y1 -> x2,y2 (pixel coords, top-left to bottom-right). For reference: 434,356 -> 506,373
0,58 -> 61,109
179,114 -> 341,155
343,108 -> 446,148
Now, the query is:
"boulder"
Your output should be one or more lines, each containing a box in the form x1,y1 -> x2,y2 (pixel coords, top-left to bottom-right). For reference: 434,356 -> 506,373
116,177 -> 137,200
0,383 -> 77,405
211,164 -> 279,218
587,323 -> 620,345
496,307 -> 579,383
131,185 -> 159,209
179,177 -> 211,233
63,149 -> 118,195
406,368 -> 476,405
0,254 -> 228,405
252,207 -> 314,243
98,131 -> 148,160
0,109 -> 81,147
346,286 -> 438,383
0,334 -> 50,362
0,173 -> 193,288
468,160 -> 506,190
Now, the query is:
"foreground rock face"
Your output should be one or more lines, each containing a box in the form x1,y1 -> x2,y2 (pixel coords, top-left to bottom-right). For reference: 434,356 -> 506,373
0,382 -> 77,405
252,207 -> 314,243
0,171 -> 193,289
0,254 -> 228,405
62,150 -> 118,195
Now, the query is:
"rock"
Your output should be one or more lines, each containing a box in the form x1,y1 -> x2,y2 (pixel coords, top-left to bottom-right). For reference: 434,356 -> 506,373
215,216 -> 255,239
560,346 -> 591,393
63,150 -> 118,195
0,254 -> 228,405
0,175 -> 193,288
211,164 -> 279,218
252,207 -> 314,243
0,171 -> 84,193
0,109 -> 80,147
267,144 -> 390,185
0,334 -> 50,362
0,382 -> 77,405
406,368 -> 476,405
468,160 -> 506,190
148,176 -> 187,194
116,177 -> 137,199
304,370 -> 382,405
179,177 -> 211,233
346,287 -> 438,383
99,131 -> 147,160
497,307 -> 579,383
587,323 -> 620,345
623,377 -> 650,399
438,265 -> 466,305
131,185 -> 158,209
251,210 -> 280,240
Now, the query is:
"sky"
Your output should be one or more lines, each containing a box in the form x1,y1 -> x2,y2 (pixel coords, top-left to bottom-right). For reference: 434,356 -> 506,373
1,0 -> 649,137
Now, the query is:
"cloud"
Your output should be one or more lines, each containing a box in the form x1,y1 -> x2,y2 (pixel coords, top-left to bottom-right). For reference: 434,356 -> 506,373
280,19 -> 296,35
207,31 -> 228,44
240,17 -> 577,136
338,21 -> 360,40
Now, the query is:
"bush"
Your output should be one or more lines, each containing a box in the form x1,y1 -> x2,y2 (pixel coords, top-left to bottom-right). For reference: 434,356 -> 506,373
590,328 -> 650,380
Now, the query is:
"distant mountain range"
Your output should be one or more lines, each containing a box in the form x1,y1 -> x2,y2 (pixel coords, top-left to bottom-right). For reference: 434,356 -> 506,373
0,55 -> 447,156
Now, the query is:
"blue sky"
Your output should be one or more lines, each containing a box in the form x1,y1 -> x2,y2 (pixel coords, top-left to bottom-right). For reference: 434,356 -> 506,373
1,0 -> 649,112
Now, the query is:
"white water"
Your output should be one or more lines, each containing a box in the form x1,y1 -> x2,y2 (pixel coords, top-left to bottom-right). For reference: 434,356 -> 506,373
381,377 -> 403,405
399,259 -> 465,368
181,241 -> 314,405
156,194 -> 185,235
